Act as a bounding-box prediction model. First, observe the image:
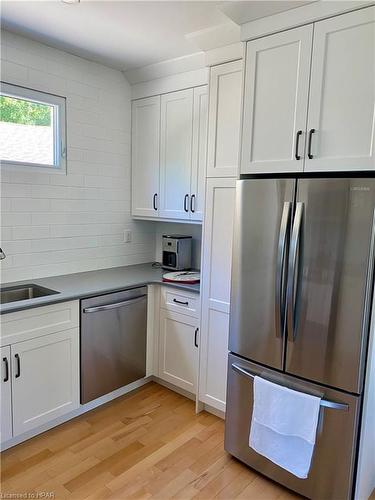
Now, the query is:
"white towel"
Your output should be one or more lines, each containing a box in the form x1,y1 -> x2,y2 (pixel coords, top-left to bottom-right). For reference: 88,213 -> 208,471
249,376 -> 321,479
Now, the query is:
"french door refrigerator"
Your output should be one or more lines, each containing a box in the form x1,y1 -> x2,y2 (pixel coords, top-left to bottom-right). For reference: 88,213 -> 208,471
225,177 -> 375,500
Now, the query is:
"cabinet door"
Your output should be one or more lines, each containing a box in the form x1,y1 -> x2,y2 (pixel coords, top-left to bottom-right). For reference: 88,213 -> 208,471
12,329 -> 79,436
305,7 -> 375,172
132,96 -> 160,217
159,309 -> 198,393
190,85 -> 208,221
241,25 -> 313,174
207,60 -> 243,178
160,89 -> 194,220
199,178 -> 236,412
1,346 -> 12,444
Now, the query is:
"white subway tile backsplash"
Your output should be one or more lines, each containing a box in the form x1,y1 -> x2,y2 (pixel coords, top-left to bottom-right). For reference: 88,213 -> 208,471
1,29 -> 156,283
11,199 -> 50,212
1,183 -> 32,198
2,213 -> 32,227
13,226 -> 50,240
1,60 -> 28,84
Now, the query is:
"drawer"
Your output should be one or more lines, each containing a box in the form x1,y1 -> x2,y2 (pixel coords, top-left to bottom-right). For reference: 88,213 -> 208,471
0,301 -> 79,346
160,287 -> 199,318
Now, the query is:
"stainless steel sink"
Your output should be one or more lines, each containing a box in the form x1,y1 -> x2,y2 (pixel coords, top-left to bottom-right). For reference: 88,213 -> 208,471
0,284 -> 59,304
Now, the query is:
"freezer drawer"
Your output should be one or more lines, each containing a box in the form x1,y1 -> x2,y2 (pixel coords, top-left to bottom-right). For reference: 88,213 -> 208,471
81,287 -> 147,404
225,353 -> 361,500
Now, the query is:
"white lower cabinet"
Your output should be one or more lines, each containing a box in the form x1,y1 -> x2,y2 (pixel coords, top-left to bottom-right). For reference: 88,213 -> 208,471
12,329 -> 80,436
199,178 -> 237,413
1,346 -> 13,443
0,301 -> 80,445
158,308 -> 199,394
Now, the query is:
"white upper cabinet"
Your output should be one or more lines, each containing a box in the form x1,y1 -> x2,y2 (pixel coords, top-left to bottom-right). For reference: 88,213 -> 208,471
160,89 -> 194,220
190,86 -> 208,221
207,60 -> 243,178
241,25 -> 313,174
305,7 -> 375,172
132,85 -> 207,222
241,6 -> 375,174
132,96 -> 160,217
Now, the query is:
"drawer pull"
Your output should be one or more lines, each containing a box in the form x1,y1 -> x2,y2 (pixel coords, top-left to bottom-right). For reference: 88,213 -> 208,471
173,298 -> 189,306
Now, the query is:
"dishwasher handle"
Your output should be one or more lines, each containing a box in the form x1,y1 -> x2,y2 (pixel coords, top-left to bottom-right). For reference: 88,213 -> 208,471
83,294 -> 147,314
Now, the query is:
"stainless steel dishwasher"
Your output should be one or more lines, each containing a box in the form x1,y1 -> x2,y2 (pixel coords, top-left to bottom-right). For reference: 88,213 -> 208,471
80,287 -> 147,404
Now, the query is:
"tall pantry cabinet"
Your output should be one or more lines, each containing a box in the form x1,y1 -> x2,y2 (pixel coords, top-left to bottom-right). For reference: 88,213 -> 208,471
198,60 -> 243,413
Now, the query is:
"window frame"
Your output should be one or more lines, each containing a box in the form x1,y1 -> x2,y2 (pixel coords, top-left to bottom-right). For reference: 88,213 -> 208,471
0,82 -> 67,173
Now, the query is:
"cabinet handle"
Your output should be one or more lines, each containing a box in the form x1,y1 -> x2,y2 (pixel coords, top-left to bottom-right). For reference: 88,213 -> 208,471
190,194 -> 196,213
295,130 -> 302,160
3,357 -> 9,382
194,328 -> 199,348
153,193 -> 158,211
15,354 -> 20,378
184,194 -> 189,213
173,298 -> 189,306
308,128 -> 315,159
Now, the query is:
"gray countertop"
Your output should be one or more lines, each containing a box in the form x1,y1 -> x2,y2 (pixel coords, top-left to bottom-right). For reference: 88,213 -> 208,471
0,263 -> 200,315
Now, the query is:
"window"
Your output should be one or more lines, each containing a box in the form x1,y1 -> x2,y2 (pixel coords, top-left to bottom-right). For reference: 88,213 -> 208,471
0,83 -> 66,171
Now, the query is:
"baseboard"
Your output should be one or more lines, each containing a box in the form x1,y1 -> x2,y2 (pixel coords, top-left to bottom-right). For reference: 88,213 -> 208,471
201,403 -> 226,420
151,376 -> 196,402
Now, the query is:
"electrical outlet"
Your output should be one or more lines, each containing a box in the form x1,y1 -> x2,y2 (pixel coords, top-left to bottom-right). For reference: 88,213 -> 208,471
124,230 -> 132,243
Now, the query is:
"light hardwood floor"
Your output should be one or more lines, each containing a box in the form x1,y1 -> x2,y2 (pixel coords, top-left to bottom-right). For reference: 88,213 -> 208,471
1,382 -> 301,499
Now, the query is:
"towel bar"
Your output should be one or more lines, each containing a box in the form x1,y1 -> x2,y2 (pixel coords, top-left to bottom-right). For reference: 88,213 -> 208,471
231,363 -> 349,411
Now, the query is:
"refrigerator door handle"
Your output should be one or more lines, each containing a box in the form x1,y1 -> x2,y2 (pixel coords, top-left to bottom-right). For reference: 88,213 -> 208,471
275,202 -> 292,340
287,202 -> 304,342
231,363 -> 349,411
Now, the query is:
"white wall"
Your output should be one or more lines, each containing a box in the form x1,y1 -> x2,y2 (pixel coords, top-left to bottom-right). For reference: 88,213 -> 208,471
154,223 -> 202,270
0,30 -> 156,283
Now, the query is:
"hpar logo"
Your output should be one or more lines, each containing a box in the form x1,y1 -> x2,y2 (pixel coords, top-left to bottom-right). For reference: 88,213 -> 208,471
351,186 -> 370,191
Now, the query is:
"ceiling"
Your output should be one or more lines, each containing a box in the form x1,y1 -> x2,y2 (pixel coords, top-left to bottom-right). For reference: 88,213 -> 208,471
1,0 -> 314,72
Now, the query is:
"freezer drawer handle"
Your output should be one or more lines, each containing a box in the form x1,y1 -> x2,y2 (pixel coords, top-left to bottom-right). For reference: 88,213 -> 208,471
231,363 -> 349,411
83,295 -> 147,313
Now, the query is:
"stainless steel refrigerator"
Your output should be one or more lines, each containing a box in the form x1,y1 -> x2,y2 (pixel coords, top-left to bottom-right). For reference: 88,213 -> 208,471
225,177 -> 375,499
